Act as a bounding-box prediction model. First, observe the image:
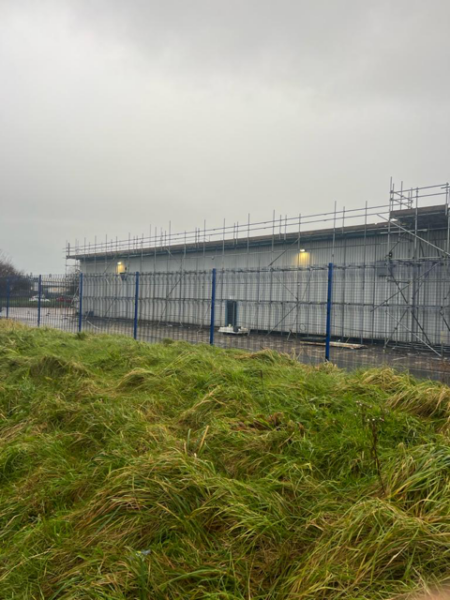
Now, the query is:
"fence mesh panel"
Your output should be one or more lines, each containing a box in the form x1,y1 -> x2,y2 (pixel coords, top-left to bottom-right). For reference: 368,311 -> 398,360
0,275 -> 79,332
330,261 -> 450,383
213,267 -> 328,366
137,270 -> 212,345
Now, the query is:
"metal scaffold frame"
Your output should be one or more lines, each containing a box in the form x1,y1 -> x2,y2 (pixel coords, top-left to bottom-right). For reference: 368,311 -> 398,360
371,181 -> 450,356
65,182 -> 450,267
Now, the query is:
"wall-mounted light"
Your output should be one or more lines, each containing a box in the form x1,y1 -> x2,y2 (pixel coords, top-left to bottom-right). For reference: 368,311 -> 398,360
295,250 -> 310,266
116,261 -> 126,275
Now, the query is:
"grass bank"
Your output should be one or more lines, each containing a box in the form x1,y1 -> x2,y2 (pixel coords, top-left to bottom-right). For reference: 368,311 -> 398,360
0,320 -> 450,599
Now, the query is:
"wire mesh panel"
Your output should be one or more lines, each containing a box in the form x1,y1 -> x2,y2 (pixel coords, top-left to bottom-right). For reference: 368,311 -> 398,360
81,273 -> 137,336
0,275 -> 37,327
213,267 -> 329,366
137,270 -> 212,344
0,274 -> 79,332
39,275 -> 79,333
330,261 -> 450,383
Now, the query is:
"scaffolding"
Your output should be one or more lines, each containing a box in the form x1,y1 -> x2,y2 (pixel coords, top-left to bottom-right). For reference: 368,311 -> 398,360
66,182 -> 450,265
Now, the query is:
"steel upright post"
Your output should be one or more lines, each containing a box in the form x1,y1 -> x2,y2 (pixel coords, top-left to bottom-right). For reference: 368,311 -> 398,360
78,272 -> 83,332
6,277 -> 10,318
325,263 -> 334,361
210,268 -> 217,345
133,272 -> 140,340
37,275 -> 42,327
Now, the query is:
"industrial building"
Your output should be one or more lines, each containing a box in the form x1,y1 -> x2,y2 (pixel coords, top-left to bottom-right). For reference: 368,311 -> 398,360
67,183 -> 450,351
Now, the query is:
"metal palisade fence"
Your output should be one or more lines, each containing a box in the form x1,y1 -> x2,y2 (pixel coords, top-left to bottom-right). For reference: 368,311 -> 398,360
1,260 -> 449,383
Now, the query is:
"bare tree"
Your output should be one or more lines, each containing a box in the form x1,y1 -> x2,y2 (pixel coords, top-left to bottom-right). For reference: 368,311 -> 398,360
0,253 -> 30,299
0,253 -> 22,278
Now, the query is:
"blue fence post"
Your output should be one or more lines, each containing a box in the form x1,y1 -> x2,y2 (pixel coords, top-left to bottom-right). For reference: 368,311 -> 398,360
37,275 -> 42,327
133,272 -> 140,340
210,268 -> 217,345
6,277 -> 10,318
78,272 -> 83,332
325,262 -> 333,361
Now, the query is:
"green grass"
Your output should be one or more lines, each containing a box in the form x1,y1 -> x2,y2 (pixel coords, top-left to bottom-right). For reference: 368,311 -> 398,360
0,320 -> 450,599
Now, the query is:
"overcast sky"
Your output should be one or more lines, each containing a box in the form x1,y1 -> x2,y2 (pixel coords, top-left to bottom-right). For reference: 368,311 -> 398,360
1,0 -> 449,273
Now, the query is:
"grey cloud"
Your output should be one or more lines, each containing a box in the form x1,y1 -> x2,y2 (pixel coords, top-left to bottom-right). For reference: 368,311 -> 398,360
66,1 -> 450,100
